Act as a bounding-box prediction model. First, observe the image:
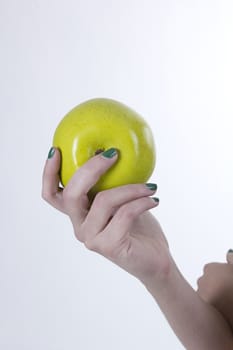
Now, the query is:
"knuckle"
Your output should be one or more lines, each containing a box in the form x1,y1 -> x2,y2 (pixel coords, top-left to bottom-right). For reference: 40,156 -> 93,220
118,205 -> 135,221
63,186 -> 77,203
41,189 -> 52,202
74,227 -> 84,242
94,239 -> 116,259
84,239 -> 98,252
106,246 -> 121,260
84,238 -> 115,258
94,191 -> 108,206
102,245 -> 115,258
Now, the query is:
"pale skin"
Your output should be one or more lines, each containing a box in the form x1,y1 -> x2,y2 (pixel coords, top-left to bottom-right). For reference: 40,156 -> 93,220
42,148 -> 233,350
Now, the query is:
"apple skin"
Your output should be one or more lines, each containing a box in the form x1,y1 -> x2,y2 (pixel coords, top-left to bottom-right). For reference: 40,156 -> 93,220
53,98 -> 156,195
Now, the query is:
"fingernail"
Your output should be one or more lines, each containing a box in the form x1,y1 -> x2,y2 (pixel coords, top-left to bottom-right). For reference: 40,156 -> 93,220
146,183 -> 157,191
228,249 -> 233,253
102,148 -> 118,158
152,197 -> 159,203
48,147 -> 55,159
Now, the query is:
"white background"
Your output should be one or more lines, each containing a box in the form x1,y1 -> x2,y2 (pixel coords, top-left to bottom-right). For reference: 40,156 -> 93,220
1,1 -> 233,349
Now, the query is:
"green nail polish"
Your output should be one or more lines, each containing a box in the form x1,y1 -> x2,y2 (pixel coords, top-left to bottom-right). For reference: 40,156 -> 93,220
146,183 -> 157,191
228,249 -> 233,254
48,147 -> 55,159
102,148 -> 118,158
152,197 -> 159,203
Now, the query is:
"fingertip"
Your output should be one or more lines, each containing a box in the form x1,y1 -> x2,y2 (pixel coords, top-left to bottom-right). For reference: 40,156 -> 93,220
100,148 -> 118,159
152,197 -> 160,204
150,197 -> 160,208
43,147 -> 61,176
47,146 -> 61,159
42,147 -> 61,203
47,147 -> 56,159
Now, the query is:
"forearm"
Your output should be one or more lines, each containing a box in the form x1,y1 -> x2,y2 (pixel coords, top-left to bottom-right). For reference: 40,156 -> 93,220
144,259 -> 233,350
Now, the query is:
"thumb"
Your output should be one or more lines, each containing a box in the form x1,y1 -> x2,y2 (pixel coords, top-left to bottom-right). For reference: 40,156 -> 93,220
226,249 -> 233,264
42,147 -> 63,208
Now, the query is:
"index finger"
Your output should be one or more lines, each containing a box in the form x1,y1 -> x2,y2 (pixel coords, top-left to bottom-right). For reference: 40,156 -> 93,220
64,147 -> 118,198
62,148 -> 119,229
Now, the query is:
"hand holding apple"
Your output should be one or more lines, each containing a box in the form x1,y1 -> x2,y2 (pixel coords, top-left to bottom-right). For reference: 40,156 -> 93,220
52,98 -> 156,195
42,146 -> 163,284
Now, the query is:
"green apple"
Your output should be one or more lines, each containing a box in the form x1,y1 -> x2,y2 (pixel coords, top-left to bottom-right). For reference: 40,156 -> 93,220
53,98 -> 156,195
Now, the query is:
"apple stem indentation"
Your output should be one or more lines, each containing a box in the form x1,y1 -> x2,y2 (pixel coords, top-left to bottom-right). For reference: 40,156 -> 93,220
95,148 -> 105,155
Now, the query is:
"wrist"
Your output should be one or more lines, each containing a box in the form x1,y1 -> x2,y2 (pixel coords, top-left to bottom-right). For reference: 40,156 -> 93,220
140,250 -> 178,295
